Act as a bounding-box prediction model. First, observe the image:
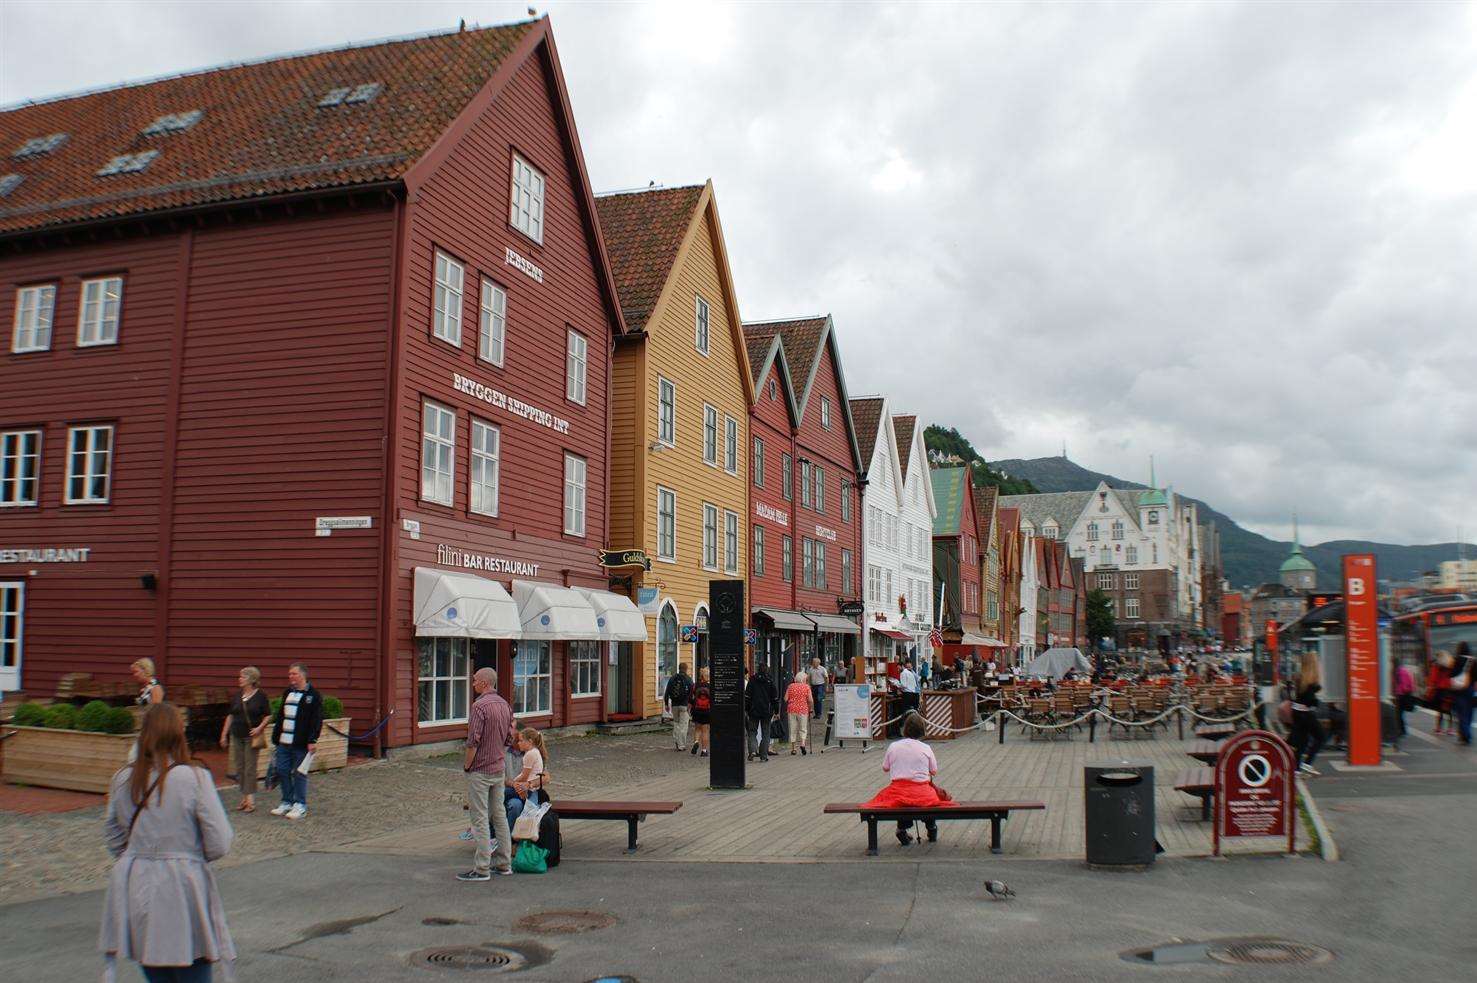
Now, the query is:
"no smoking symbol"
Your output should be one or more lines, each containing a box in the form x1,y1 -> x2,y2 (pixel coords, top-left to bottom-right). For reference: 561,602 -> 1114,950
1239,753 -> 1272,788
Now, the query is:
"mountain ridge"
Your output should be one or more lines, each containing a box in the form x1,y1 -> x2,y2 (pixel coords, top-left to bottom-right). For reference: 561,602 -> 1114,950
990,456 -> 1467,589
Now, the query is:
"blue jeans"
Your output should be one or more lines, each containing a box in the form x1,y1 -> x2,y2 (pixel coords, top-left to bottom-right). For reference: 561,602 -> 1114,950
1455,691 -> 1474,744
141,959 -> 212,981
506,788 -> 544,830
811,684 -> 826,719
274,744 -> 309,806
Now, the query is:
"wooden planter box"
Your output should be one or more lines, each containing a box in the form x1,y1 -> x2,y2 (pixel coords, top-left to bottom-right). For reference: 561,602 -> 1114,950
1,726 -> 135,794
253,718 -> 351,775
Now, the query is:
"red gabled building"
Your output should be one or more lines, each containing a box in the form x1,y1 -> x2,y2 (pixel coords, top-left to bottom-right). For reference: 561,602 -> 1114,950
742,316 -> 863,682
0,20 -> 638,748
930,466 -> 989,664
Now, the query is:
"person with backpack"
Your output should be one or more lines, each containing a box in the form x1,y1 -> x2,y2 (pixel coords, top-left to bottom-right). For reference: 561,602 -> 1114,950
664,662 -> 694,752
689,667 -> 713,756
745,664 -> 777,762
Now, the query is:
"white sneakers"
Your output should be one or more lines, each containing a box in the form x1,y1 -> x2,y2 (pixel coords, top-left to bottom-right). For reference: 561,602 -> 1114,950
270,803 -> 291,816
270,802 -> 308,818
1299,763 -> 1320,776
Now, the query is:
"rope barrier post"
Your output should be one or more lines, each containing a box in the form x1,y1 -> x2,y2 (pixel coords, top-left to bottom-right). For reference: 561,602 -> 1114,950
1177,706 -> 1184,741
1088,709 -> 1096,743
998,709 -> 1006,744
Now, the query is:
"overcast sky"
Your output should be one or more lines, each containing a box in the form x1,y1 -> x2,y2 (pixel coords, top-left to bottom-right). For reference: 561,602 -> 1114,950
3,1 -> 1473,547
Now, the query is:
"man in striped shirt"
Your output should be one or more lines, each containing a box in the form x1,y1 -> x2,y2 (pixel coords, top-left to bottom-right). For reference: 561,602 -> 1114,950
458,667 -> 517,881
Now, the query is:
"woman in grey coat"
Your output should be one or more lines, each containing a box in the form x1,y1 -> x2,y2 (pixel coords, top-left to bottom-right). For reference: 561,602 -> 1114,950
101,703 -> 236,982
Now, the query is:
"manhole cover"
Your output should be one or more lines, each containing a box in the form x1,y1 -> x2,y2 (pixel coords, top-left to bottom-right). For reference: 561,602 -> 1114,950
1208,939 -> 1334,966
515,909 -> 618,935
410,944 -> 526,971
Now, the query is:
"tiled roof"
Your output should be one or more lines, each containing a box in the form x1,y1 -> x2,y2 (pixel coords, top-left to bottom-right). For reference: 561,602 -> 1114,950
999,491 -> 1093,533
742,321 -> 783,386
931,466 -> 969,537
975,485 -> 998,545
893,415 -> 918,475
849,397 -> 884,466
0,22 -> 535,236
595,184 -> 704,331
746,316 -> 827,412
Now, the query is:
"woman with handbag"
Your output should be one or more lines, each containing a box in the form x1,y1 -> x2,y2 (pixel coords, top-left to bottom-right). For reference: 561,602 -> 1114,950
219,666 -> 271,813
101,703 -> 235,982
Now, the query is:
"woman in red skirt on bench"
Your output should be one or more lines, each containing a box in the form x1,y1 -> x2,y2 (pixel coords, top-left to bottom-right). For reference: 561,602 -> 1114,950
864,712 -> 953,846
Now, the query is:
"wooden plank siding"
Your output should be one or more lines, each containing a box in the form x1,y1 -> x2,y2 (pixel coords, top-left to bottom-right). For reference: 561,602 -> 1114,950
0,235 -> 181,698
793,340 -> 862,614
748,357 -> 797,613
624,201 -> 750,718
389,44 -> 617,745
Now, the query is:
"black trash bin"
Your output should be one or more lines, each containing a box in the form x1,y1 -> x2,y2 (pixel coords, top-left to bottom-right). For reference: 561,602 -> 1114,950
1085,760 -> 1155,867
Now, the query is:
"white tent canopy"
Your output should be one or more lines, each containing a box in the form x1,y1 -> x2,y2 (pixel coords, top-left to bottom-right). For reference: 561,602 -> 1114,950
1023,647 -> 1093,680
513,580 -> 600,641
575,588 -> 649,642
413,567 -> 521,639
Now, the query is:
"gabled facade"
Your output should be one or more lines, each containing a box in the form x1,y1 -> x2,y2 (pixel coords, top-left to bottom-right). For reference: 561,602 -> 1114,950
975,486 -> 1003,644
1016,519 -> 1040,664
930,466 -> 988,664
852,400 -> 936,687
0,21 -> 635,747
597,181 -> 751,719
996,506 -> 1021,658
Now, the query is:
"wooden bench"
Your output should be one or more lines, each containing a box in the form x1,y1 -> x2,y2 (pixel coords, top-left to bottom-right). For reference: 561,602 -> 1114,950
824,800 -> 1046,855
1187,739 -> 1222,765
554,800 -> 682,853
1175,767 -> 1215,820
1194,723 -> 1236,741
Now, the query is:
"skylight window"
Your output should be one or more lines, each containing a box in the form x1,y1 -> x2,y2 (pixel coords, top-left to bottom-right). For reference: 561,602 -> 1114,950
318,82 -> 381,107
0,174 -> 22,197
141,110 -> 203,136
12,133 -> 68,159
96,150 -> 159,176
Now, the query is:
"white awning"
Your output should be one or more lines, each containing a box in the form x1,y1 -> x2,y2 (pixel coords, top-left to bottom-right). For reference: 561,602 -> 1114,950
959,633 -> 1007,647
754,607 -> 816,632
413,567 -> 521,639
575,588 -> 649,642
513,580 -> 600,641
807,612 -> 862,636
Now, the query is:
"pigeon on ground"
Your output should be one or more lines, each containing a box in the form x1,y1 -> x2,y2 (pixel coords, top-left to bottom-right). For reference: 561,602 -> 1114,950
984,880 -> 1015,901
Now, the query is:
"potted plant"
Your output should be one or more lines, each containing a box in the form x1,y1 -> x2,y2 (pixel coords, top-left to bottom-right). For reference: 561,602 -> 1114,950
2,700 -> 138,793
257,695 -> 351,774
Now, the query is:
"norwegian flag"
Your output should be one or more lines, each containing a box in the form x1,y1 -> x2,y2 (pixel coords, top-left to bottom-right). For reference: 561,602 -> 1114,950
928,626 -> 944,649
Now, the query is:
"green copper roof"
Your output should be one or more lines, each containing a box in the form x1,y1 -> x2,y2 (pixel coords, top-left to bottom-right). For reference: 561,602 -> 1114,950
931,466 -> 968,537
1280,542 -> 1316,573
1139,487 -> 1167,506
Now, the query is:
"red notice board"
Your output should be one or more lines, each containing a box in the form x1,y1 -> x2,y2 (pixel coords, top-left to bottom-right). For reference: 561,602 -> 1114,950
1213,729 -> 1296,856
1342,553 -> 1381,767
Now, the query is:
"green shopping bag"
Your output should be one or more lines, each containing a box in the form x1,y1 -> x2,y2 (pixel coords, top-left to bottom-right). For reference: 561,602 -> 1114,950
512,840 -> 548,874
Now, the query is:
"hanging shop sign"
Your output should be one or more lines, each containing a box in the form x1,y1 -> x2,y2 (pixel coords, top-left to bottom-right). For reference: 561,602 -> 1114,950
315,516 -> 373,537
636,587 -> 661,615
814,524 -> 838,542
505,246 -> 544,283
402,518 -> 422,541
0,547 -> 91,564
599,549 -> 651,571
453,373 -> 571,435
838,600 -> 865,616
435,543 -> 539,578
755,502 -> 788,527
1342,553 -> 1381,767
680,624 -> 700,643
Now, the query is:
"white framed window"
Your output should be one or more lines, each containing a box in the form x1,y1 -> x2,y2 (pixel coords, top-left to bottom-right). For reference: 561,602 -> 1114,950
702,503 -> 719,570
12,284 -> 55,353
0,582 -> 21,683
1111,520 -> 1124,541
656,604 -> 678,700
694,295 -> 710,355
782,454 -> 792,501
1086,523 -> 1099,542
753,436 -> 764,487
77,276 -> 123,347
479,279 -> 506,365
1126,546 -> 1138,565
800,461 -> 811,508
841,480 -> 851,522
820,396 -> 831,429
813,465 -> 824,513
1,430 -> 41,507
657,486 -> 677,560
513,640 -> 552,716
768,378 -> 777,400
420,401 -> 455,505
1097,573 -> 1115,590
570,640 -> 601,697
782,535 -> 793,582
816,541 -> 828,589
802,538 -> 814,587
724,416 -> 738,474
509,153 -> 546,243
1043,522 -> 1057,540
1126,597 -> 1141,618
657,377 -> 676,446
417,637 -> 470,724
563,453 -> 587,536
703,405 -> 718,465
724,510 -> 739,573
64,424 -> 112,504
432,251 -> 464,346
1125,573 -> 1140,590
753,524 -> 765,577
469,419 -> 500,516
841,548 -> 852,595
566,329 -> 587,404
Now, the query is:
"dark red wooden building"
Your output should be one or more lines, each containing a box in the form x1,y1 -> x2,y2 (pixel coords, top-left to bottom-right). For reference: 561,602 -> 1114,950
742,317 -> 863,684
0,20 -> 641,748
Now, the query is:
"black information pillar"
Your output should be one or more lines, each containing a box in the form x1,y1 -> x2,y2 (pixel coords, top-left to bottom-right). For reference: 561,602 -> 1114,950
709,579 -> 746,789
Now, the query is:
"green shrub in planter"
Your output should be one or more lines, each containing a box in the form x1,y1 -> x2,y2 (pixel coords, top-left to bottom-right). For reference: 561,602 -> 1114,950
42,704 -> 78,730
323,696 -> 344,718
12,702 -> 48,728
75,700 -> 112,733
103,706 -> 137,734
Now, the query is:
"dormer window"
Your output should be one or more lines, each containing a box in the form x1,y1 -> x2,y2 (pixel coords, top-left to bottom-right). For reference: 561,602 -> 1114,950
1042,522 -> 1058,540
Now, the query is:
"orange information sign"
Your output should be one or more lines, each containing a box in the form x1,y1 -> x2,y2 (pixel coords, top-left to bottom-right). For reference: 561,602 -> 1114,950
1342,554 -> 1381,767
1264,619 -> 1279,684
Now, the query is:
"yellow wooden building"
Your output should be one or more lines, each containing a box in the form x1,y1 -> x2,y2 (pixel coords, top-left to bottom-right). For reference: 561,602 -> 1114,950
597,182 -> 753,720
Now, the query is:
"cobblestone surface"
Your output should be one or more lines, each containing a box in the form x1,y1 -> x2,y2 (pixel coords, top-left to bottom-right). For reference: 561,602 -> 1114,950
0,726 -> 699,907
